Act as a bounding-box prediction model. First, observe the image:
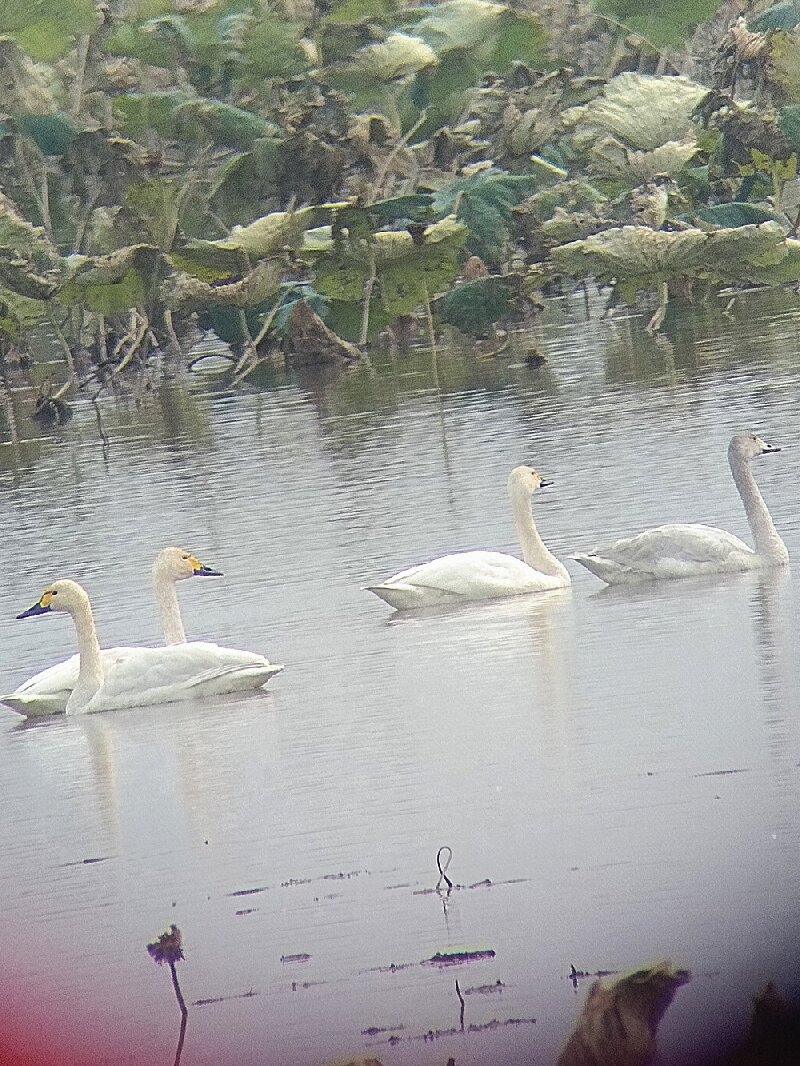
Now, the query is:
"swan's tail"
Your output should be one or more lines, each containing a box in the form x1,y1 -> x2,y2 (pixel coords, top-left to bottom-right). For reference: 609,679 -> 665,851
572,553 -> 632,585
0,692 -> 67,716
363,584 -> 405,609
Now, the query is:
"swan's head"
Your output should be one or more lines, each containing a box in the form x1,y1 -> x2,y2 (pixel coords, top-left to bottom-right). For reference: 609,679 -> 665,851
17,579 -> 90,620
729,433 -> 781,462
154,546 -> 222,582
508,465 -> 552,495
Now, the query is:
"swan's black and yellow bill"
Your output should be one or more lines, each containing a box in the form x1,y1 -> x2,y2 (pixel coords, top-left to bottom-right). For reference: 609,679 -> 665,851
539,477 -> 554,487
191,557 -> 222,577
17,590 -> 54,619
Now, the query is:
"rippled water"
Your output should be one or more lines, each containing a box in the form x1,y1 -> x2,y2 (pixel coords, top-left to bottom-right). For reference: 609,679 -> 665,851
2,290 -> 800,1065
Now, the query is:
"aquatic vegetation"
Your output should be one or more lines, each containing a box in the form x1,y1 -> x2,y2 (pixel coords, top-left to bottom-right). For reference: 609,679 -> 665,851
5,0 -> 800,400
147,924 -> 189,1066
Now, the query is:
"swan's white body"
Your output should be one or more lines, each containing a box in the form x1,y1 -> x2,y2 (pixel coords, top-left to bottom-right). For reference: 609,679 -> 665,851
2,562 -> 282,717
365,465 -> 570,609
574,434 -> 788,585
6,641 -> 283,717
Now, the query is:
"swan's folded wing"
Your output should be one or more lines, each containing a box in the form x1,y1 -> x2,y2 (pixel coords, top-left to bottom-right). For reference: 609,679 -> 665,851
0,654 -> 80,714
89,641 -> 282,709
368,550 -> 562,606
578,523 -> 755,580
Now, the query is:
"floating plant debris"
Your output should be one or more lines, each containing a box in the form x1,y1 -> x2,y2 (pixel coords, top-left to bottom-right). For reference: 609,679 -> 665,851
228,885 -> 269,897
569,964 -> 618,989
361,961 -> 417,974
192,990 -> 259,1007
375,1015 -> 536,1046
413,876 -> 526,895
60,855 -> 110,866
235,908 -> 257,916
463,980 -> 506,995
695,768 -> 750,777
281,953 -> 312,963
423,950 -> 496,967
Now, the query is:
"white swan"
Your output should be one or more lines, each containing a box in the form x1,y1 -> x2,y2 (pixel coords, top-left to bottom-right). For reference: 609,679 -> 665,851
574,433 -> 788,585
2,578 -> 282,717
365,465 -> 571,609
153,545 -> 222,645
0,546 -> 232,716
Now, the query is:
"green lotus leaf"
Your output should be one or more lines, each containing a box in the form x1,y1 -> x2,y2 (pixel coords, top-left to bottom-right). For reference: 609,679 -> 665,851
15,112 -> 79,155
779,104 -> 800,150
166,259 -> 283,310
690,203 -> 787,229
414,0 -> 507,52
540,207 -> 609,244
591,0 -> 720,49
436,275 -> 512,334
433,168 -> 542,265
591,136 -> 699,181
0,38 -> 59,113
313,216 -> 468,339
0,253 -> 59,301
111,91 -> 195,137
59,244 -> 162,313
750,1 -> 800,32
349,33 -> 438,81
172,206 -> 348,279
768,30 -> 800,102
568,73 -> 707,152
551,221 -> 790,285
0,287 -> 49,335
0,0 -> 97,60
0,191 -> 57,259
173,99 -> 278,149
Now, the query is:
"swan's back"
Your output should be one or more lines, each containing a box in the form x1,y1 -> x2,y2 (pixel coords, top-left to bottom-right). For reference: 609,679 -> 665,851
575,523 -> 757,584
1,643 -> 283,716
85,642 -> 282,711
366,550 -> 566,609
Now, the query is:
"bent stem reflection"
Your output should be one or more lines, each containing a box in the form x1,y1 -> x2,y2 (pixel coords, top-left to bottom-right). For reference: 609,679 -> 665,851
147,924 -> 189,1066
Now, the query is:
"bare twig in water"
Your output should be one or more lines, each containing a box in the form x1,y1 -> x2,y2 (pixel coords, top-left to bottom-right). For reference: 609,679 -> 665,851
455,980 -> 465,1031
147,925 -> 189,1066
436,846 -> 453,892
92,397 -> 110,455
0,381 -> 19,445
424,283 -> 439,389
359,247 -> 377,348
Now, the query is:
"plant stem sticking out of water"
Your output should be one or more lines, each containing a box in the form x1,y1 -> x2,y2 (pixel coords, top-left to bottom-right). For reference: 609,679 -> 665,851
455,980 -> 465,1031
147,924 -> 189,1066
436,846 -> 453,893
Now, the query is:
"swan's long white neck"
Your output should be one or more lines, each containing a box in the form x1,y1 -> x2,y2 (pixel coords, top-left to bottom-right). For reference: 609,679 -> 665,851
153,565 -> 186,645
729,445 -> 788,563
509,481 -> 570,581
67,597 -> 104,710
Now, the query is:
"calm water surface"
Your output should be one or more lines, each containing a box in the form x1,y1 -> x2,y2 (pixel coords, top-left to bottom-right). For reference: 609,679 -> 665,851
2,291 -> 800,1065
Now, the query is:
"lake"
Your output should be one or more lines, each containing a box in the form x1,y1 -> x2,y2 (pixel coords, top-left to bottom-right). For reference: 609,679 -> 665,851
1,288 -> 800,1066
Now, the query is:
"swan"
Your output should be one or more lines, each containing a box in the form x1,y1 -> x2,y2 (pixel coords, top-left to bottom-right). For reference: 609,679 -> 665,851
365,465 -> 571,609
574,433 -> 788,585
6,579 -> 282,716
153,545 -> 222,645
0,546 -> 232,716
